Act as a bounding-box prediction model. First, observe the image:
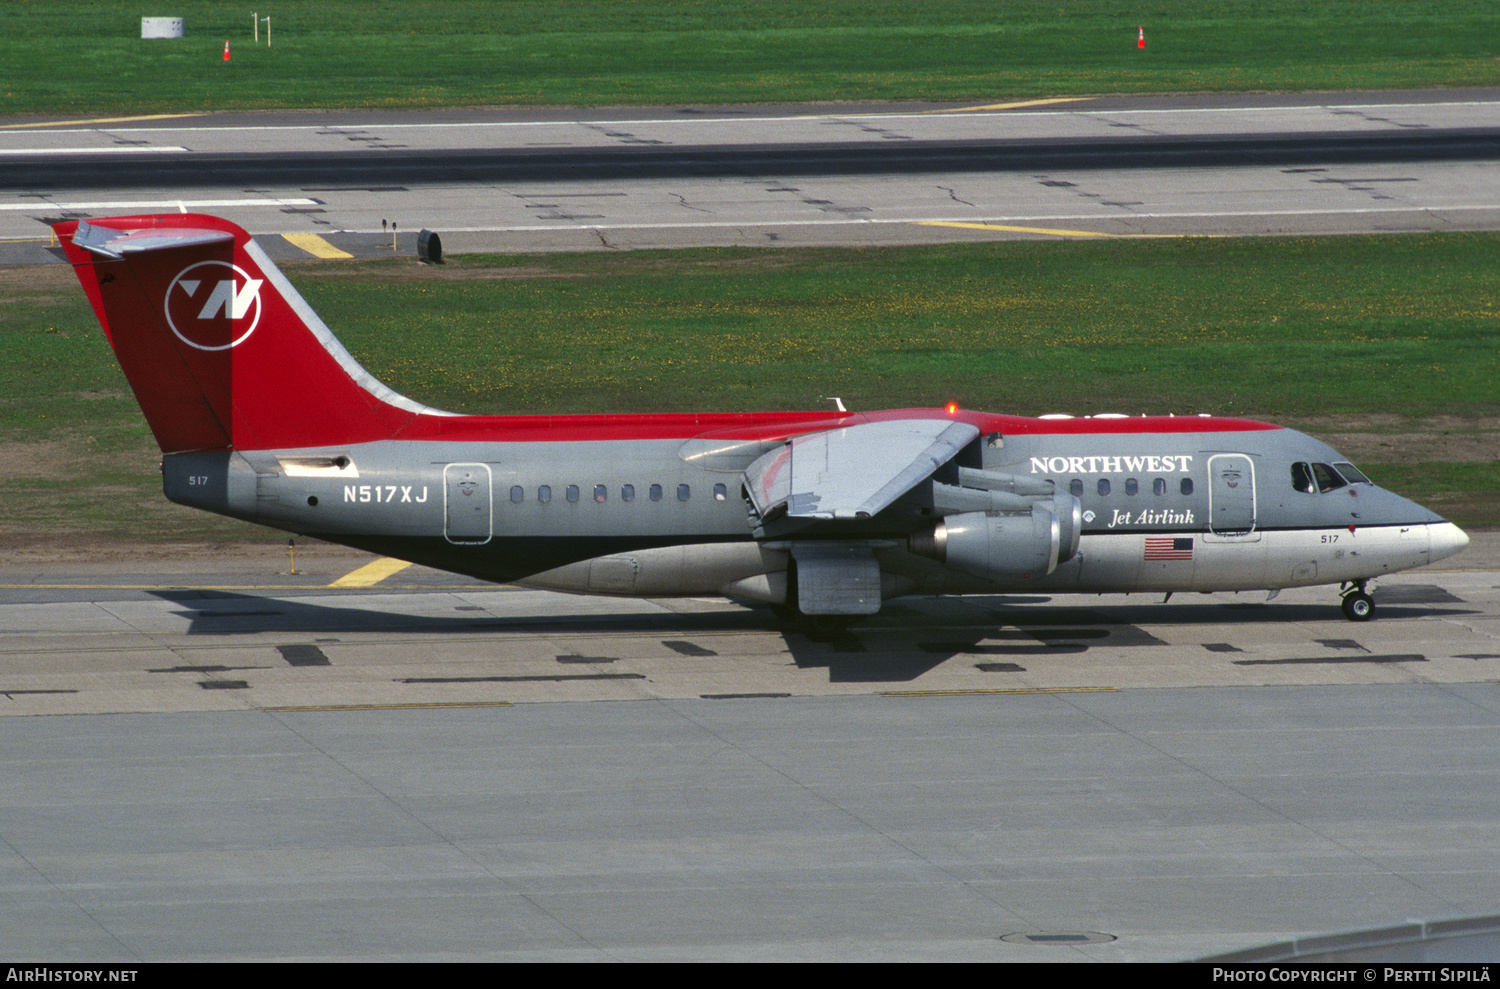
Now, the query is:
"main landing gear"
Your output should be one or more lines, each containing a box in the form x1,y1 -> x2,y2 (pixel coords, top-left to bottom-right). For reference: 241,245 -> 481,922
769,604 -> 854,641
1339,580 -> 1375,622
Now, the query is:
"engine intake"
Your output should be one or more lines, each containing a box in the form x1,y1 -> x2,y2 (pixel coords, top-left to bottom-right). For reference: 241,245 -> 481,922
910,496 -> 1081,581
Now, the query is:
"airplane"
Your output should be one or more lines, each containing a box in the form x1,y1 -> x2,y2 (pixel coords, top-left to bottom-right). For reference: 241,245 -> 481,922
54,213 -> 1468,634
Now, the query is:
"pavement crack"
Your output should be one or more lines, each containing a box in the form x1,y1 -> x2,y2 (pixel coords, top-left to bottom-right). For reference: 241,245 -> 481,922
939,185 -> 974,207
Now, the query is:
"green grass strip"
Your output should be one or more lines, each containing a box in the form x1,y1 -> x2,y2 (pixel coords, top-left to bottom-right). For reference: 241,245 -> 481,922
3,232 -> 1496,539
3,1 -> 1498,116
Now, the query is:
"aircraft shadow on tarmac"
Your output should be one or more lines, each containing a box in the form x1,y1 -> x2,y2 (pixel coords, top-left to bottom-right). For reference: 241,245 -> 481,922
147,585 -> 1476,685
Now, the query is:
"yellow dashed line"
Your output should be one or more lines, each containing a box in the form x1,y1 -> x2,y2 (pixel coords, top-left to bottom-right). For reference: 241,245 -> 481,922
262,701 -> 514,712
0,113 -> 204,130
328,557 -> 415,588
883,687 -> 1117,697
929,98 -> 1089,113
917,221 -> 1118,238
283,232 -> 354,259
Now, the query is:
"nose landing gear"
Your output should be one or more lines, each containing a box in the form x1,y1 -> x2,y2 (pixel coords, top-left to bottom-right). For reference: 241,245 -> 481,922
1340,580 -> 1375,622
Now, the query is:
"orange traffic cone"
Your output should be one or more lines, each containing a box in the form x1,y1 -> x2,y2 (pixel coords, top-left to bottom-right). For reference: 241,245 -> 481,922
223,39 -> 231,62
1137,27 -> 1146,50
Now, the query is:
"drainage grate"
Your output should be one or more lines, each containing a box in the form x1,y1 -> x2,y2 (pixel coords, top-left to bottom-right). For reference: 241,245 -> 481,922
999,931 -> 1116,945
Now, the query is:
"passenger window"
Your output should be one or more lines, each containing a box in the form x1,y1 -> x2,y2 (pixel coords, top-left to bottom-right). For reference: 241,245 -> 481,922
538,485 -> 551,504
594,484 -> 607,503
1312,463 -> 1345,493
677,483 -> 691,501
1153,478 -> 1166,496
1124,478 -> 1138,496
622,484 -> 635,502
566,484 -> 580,503
1097,478 -> 1111,496
1069,479 -> 1083,497
1291,462 -> 1314,493
1180,478 -> 1194,496
713,483 -> 727,501
510,485 -> 524,504
649,483 -> 663,502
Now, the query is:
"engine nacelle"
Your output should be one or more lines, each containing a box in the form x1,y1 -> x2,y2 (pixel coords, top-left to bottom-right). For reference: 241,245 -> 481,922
911,496 -> 1081,582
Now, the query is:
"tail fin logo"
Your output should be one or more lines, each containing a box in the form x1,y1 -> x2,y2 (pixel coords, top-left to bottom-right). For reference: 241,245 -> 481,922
164,260 -> 263,351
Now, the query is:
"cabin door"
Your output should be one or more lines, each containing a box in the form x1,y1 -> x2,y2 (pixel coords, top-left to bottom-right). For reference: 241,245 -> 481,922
1207,454 -> 1256,536
444,463 -> 492,544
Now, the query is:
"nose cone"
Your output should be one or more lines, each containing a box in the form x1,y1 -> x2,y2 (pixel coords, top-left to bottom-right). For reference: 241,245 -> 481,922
1429,522 -> 1470,564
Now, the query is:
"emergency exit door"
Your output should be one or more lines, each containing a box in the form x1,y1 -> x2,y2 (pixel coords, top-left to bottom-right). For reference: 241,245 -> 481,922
444,463 -> 492,544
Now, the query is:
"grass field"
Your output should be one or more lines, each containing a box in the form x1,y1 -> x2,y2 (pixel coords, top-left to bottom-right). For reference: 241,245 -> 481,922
2,1 -> 1498,116
2,233 -> 1496,544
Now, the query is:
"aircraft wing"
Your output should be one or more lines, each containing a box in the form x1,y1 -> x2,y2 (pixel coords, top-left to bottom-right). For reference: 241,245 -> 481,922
744,418 -> 979,524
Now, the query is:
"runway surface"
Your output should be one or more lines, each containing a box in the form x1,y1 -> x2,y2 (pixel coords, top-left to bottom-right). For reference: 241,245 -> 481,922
1,545 -> 1496,961
1,544 -> 1497,715
2,89 -> 1498,261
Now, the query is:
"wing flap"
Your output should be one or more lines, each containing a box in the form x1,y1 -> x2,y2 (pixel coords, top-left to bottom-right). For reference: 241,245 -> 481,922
745,418 -> 979,522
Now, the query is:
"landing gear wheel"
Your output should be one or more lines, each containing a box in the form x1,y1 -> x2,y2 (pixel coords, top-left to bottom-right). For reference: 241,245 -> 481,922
1341,591 -> 1375,622
802,615 -> 853,641
769,603 -> 799,625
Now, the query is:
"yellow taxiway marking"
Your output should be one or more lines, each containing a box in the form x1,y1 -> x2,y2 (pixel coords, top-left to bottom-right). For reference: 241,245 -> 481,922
0,584 -> 327,590
283,232 -> 354,259
917,221 -> 1118,238
262,701 -> 515,712
0,582 -> 476,590
883,687 -> 1117,697
0,113 -> 204,130
328,557 -> 415,588
929,97 -> 1089,113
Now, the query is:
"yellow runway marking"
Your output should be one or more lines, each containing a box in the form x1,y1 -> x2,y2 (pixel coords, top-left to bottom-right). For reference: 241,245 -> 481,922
883,687 -> 1117,697
0,584 -> 338,591
328,557 -> 415,588
929,98 -> 1089,113
262,701 -> 514,712
0,113 -> 204,130
283,232 -> 354,259
917,221 -> 1118,238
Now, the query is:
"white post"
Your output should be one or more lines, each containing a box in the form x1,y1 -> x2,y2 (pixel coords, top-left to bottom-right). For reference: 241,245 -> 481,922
265,16 -> 271,47
253,13 -> 258,43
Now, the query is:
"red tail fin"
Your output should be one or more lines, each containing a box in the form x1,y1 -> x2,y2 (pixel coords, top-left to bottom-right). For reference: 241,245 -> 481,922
55,213 -> 443,453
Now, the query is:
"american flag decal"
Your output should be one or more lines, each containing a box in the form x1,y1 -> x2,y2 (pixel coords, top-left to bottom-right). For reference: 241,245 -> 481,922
1144,537 -> 1194,561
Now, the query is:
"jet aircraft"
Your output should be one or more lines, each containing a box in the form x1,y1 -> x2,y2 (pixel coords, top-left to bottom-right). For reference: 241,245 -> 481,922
55,214 -> 1468,632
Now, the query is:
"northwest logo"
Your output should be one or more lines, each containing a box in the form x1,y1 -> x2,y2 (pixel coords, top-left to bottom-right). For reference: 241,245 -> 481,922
164,260 -> 263,351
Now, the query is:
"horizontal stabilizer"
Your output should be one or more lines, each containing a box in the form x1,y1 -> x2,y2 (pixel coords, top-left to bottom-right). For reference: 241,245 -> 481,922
745,418 -> 979,523
70,220 -> 233,259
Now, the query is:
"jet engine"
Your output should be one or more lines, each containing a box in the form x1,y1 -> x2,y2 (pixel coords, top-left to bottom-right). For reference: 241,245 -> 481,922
910,485 -> 1081,582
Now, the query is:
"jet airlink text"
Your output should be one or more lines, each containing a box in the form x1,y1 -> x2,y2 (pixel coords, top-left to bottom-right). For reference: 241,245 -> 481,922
1030,455 -> 1194,475
1108,508 -> 1195,528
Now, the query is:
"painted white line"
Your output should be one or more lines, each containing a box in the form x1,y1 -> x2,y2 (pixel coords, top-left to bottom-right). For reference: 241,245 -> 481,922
0,146 -> 188,155
0,198 -> 318,212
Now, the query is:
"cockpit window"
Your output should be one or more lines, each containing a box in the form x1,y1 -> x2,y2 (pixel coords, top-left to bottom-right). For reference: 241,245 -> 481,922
1294,461 -> 1356,493
1333,462 -> 1370,485
1311,462 -> 1346,493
